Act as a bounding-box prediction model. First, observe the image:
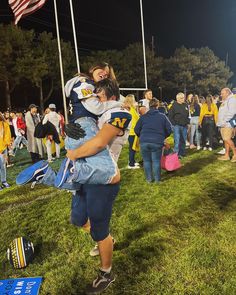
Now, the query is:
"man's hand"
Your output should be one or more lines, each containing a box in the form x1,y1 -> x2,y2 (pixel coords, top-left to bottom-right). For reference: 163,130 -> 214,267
65,123 -> 86,140
164,141 -> 171,150
48,135 -> 53,141
66,149 -> 78,161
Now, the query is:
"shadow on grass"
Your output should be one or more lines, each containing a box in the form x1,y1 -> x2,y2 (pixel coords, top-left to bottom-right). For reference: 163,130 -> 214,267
0,185 -> 54,212
34,240 -> 58,263
113,179 -> 236,293
162,153 -> 216,180
13,159 -> 33,166
206,181 -> 236,210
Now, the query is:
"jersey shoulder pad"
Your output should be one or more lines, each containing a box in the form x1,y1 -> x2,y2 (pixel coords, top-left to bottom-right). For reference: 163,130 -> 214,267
108,111 -> 132,130
72,77 -> 95,99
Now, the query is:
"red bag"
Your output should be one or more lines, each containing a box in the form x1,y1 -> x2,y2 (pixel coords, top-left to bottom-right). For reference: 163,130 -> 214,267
161,152 -> 181,171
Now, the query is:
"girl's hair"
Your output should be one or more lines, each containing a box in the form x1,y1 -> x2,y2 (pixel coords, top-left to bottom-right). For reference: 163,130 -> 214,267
0,112 -> 6,122
124,94 -> 136,108
206,94 -> 213,112
88,62 -> 116,80
199,96 -> 205,104
149,98 -> 160,109
190,94 -> 199,112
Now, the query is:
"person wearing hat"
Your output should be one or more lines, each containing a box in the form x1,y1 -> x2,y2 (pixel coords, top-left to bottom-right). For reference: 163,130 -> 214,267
42,103 -> 61,162
25,104 -> 43,163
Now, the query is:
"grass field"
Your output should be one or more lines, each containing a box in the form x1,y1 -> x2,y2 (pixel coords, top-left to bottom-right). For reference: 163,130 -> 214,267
0,146 -> 236,295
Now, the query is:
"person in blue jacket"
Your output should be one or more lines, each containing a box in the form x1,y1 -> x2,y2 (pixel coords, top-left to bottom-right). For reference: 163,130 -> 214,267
134,98 -> 172,183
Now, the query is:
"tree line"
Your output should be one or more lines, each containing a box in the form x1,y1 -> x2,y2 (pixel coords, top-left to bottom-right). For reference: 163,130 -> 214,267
0,24 -> 233,110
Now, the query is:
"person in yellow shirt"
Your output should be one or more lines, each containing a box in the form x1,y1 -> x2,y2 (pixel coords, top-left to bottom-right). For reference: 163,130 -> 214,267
199,94 -> 218,151
0,112 -> 12,190
123,94 -> 140,168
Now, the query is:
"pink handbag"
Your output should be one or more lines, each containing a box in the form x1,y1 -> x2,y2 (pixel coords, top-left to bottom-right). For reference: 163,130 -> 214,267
161,152 -> 181,171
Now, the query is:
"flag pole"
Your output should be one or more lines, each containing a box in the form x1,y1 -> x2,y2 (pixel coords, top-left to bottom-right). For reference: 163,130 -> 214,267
140,0 -> 148,89
53,0 -> 68,123
119,0 -> 147,91
69,0 -> 80,73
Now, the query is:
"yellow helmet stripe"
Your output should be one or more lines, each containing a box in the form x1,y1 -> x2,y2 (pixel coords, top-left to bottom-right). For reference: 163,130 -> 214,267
15,239 -> 21,268
17,237 -> 26,268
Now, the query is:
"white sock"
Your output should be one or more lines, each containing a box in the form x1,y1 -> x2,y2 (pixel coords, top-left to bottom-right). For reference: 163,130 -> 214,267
100,266 -> 112,273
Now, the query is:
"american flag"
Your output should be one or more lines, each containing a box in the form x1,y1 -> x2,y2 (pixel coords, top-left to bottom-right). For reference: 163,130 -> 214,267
9,0 -> 47,25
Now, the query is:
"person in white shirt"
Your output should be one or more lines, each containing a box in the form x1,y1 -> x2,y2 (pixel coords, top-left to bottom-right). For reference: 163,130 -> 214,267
138,89 -> 153,115
217,88 -> 236,162
42,104 -> 61,162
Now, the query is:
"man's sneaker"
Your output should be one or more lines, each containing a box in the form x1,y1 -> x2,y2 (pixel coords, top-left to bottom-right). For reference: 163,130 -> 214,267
2,182 -> 10,188
86,270 -> 115,295
208,147 -> 213,151
16,160 -> 49,185
217,148 -> 225,155
54,158 -> 74,188
134,162 -> 140,167
197,146 -> 201,150
203,147 -> 207,151
90,238 -> 116,257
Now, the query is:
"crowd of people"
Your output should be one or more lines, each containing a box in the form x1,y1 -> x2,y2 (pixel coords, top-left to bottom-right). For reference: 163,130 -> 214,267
0,104 -> 65,190
121,87 -> 236,184
1,60 -> 236,294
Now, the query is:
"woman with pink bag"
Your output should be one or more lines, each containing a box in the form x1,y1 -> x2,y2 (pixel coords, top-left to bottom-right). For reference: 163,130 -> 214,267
134,98 -> 172,183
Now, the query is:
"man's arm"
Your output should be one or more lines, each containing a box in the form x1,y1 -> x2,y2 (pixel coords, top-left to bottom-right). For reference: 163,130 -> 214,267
82,98 -> 122,115
66,123 -> 121,161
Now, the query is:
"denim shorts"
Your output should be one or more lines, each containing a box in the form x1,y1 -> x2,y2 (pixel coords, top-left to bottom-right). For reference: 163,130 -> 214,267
70,183 -> 120,241
65,117 -> 117,184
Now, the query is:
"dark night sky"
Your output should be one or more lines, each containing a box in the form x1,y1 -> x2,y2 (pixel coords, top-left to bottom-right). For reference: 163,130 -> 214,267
1,0 -> 236,80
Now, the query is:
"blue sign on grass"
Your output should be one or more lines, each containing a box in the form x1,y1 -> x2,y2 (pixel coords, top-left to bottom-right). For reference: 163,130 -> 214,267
0,277 -> 43,295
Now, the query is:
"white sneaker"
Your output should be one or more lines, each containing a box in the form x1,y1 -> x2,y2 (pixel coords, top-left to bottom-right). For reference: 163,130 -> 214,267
134,162 -> 140,167
208,147 -> 212,151
128,165 -> 140,169
217,148 -> 225,155
8,151 -> 15,157
89,238 -> 116,257
6,163 -> 14,168
89,244 -> 99,257
203,147 -> 207,151
197,146 -> 201,150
